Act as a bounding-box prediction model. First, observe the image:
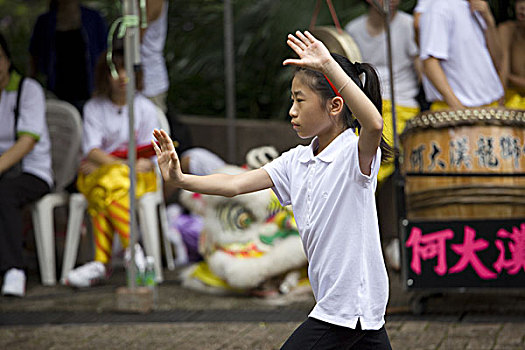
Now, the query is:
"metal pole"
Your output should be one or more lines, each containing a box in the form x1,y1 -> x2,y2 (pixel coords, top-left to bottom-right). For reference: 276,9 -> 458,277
383,0 -> 399,154
371,0 -> 406,220
123,0 -> 141,289
224,0 -> 237,164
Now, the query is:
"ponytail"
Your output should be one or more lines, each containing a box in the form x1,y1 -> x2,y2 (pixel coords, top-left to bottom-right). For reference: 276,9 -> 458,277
350,62 -> 393,163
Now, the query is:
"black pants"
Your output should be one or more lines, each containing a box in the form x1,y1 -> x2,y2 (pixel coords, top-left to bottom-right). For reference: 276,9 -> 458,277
0,173 -> 50,273
281,317 -> 392,350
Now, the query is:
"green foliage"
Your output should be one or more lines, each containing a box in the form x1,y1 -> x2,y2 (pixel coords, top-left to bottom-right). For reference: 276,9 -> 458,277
0,0 -> 47,74
0,0 -> 515,120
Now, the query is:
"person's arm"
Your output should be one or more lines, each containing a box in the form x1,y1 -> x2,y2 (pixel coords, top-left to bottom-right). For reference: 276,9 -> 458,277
414,12 -> 422,47
508,74 -> 525,93
140,0 -> 164,39
85,148 -> 124,166
497,21 -> 513,90
469,0 -> 502,70
423,57 -> 465,109
0,135 -> 36,175
153,129 -> 274,197
283,31 -> 383,175
414,56 -> 423,82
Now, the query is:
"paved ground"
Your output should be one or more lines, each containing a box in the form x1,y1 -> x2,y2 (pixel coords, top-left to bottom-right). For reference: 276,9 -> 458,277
1,264 -> 525,349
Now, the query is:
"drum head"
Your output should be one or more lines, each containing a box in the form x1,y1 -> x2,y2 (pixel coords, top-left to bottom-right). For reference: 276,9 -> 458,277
310,26 -> 362,63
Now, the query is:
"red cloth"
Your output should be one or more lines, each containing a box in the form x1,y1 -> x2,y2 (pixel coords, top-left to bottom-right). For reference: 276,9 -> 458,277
110,143 -> 158,159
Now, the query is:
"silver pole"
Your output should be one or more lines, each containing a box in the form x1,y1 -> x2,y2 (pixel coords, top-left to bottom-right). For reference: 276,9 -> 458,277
371,0 -> 398,152
224,0 -> 237,163
123,0 -> 141,289
383,0 -> 399,153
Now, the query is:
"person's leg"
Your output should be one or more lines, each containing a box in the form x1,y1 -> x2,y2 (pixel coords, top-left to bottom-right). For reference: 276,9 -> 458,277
0,174 -> 49,272
350,325 -> 392,350
281,318 -> 367,350
92,211 -> 114,264
65,211 -> 112,288
107,199 -> 130,250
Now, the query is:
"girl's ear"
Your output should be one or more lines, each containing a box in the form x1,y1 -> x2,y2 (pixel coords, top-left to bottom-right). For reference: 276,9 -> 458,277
328,96 -> 344,117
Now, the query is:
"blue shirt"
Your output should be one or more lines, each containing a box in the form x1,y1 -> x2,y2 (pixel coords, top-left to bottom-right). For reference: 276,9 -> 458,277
29,6 -> 107,96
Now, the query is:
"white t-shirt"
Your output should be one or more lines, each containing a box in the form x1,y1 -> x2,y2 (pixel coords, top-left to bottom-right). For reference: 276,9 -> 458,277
419,0 -> 503,106
0,78 -> 53,187
141,1 -> 169,97
345,11 -> 419,107
414,0 -> 431,13
263,129 -> 388,330
82,94 -> 160,156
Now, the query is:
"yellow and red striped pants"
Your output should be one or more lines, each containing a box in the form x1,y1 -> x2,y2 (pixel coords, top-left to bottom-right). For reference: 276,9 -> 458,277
77,163 -> 157,264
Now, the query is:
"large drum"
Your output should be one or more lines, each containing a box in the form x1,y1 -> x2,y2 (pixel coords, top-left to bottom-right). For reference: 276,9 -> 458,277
310,26 -> 362,63
401,108 -> 525,220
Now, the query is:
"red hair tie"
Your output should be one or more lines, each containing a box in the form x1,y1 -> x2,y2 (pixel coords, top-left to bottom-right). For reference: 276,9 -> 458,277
324,75 -> 343,99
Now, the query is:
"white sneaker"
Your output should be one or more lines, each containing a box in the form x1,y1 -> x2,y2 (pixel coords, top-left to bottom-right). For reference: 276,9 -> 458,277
66,261 -> 107,288
2,268 -> 26,297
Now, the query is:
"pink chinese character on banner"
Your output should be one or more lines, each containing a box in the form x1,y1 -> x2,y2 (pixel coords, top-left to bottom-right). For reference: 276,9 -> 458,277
406,227 -> 454,275
493,223 -> 525,275
449,226 -> 497,279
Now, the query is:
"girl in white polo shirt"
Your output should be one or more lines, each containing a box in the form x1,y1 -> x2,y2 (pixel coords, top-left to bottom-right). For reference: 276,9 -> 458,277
65,46 -> 159,288
153,30 -> 392,349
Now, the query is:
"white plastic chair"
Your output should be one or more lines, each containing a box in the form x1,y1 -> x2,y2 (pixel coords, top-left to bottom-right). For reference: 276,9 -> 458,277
31,99 -> 82,286
60,107 -> 186,283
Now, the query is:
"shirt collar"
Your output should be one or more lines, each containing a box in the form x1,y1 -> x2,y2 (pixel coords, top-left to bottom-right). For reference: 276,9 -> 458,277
298,128 -> 356,164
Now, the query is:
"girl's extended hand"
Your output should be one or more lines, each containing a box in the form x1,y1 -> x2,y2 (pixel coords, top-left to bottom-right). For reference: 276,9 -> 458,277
152,129 -> 184,185
283,30 -> 333,73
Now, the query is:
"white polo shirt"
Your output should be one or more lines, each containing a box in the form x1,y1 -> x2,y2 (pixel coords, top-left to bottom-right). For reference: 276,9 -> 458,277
82,94 -> 159,156
0,78 -> 53,187
263,129 -> 388,330
419,0 -> 503,106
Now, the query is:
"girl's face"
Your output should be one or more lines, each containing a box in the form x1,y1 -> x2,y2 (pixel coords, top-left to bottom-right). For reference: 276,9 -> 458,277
289,75 -> 337,140
109,66 -> 128,97
0,46 -> 10,92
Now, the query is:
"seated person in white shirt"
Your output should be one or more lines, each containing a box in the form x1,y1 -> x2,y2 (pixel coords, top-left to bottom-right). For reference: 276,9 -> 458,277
419,0 -> 503,110
65,45 -> 159,288
0,33 -> 53,297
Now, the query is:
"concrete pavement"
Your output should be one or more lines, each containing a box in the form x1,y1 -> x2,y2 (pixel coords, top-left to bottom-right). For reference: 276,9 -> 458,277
1,264 -> 525,349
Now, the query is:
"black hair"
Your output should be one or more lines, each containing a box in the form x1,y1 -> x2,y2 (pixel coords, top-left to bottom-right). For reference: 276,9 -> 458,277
294,53 -> 393,163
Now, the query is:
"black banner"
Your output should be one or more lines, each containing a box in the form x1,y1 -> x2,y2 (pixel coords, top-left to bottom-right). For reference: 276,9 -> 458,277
401,219 -> 525,289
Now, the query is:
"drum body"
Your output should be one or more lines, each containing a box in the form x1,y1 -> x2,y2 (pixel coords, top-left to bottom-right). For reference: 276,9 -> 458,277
401,108 -> 525,220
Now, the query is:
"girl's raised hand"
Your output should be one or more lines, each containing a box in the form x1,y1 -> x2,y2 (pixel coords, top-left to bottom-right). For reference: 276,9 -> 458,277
283,31 -> 333,73
152,129 -> 184,185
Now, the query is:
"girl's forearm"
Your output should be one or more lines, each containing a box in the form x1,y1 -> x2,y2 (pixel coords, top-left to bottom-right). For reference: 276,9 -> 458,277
179,173 -> 241,198
321,59 -> 383,132
177,168 -> 274,198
